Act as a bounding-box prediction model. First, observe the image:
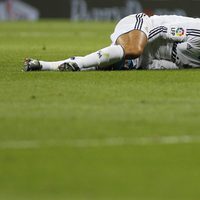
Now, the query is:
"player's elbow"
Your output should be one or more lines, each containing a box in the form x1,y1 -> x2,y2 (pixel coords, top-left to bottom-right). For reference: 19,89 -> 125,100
124,46 -> 144,59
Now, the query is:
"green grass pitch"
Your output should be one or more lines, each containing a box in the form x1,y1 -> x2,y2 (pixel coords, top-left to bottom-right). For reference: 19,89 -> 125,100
0,20 -> 200,200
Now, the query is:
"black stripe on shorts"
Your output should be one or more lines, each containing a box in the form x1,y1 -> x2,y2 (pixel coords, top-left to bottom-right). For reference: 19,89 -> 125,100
134,13 -> 145,30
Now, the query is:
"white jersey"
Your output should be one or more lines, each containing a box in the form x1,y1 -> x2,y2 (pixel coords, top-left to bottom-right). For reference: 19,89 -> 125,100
111,14 -> 200,69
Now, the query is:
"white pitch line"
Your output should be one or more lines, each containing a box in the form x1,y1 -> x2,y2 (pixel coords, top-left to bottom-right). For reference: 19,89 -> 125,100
0,141 -> 40,149
0,135 -> 200,150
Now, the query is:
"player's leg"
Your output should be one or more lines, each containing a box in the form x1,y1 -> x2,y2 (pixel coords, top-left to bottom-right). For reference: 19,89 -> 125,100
23,57 -> 100,71
58,29 -> 147,71
23,58 -> 72,71
24,13 -> 151,72
58,45 -> 125,71
59,13 -> 151,71
24,32 -> 146,72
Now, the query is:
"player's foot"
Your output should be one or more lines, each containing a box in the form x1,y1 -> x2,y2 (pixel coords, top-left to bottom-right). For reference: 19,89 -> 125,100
23,58 -> 42,72
58,62 -> 80,72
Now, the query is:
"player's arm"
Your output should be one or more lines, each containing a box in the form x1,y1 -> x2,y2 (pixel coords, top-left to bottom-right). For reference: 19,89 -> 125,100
147,60 -> 179,70
173,36 -> 200,68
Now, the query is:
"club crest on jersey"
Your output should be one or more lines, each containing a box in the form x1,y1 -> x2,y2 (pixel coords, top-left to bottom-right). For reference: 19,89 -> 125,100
176,28 -> 185,36
171,27 -> 185,37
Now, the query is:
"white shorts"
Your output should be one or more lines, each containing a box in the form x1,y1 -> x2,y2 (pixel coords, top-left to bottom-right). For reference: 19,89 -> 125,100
110,13 -> 152,44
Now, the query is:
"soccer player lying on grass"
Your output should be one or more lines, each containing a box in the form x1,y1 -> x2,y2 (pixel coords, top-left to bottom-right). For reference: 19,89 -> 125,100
24,13 -> 200,71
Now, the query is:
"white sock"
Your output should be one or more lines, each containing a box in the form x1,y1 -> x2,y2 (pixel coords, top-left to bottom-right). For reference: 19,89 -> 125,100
74,45 -> 124,69
39,59 -> 70,71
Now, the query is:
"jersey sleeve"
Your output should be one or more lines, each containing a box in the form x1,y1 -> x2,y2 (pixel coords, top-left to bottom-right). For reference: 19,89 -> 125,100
110,13 -> 152,44
147,60 -> 179,70
149,25 -> 187,42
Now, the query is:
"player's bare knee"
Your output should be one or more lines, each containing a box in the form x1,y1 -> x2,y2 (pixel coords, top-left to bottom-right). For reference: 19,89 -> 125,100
123,45 -> 144,59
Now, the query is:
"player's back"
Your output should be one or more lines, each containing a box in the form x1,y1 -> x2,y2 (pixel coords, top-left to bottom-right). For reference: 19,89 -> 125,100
150,15 -> 200,28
